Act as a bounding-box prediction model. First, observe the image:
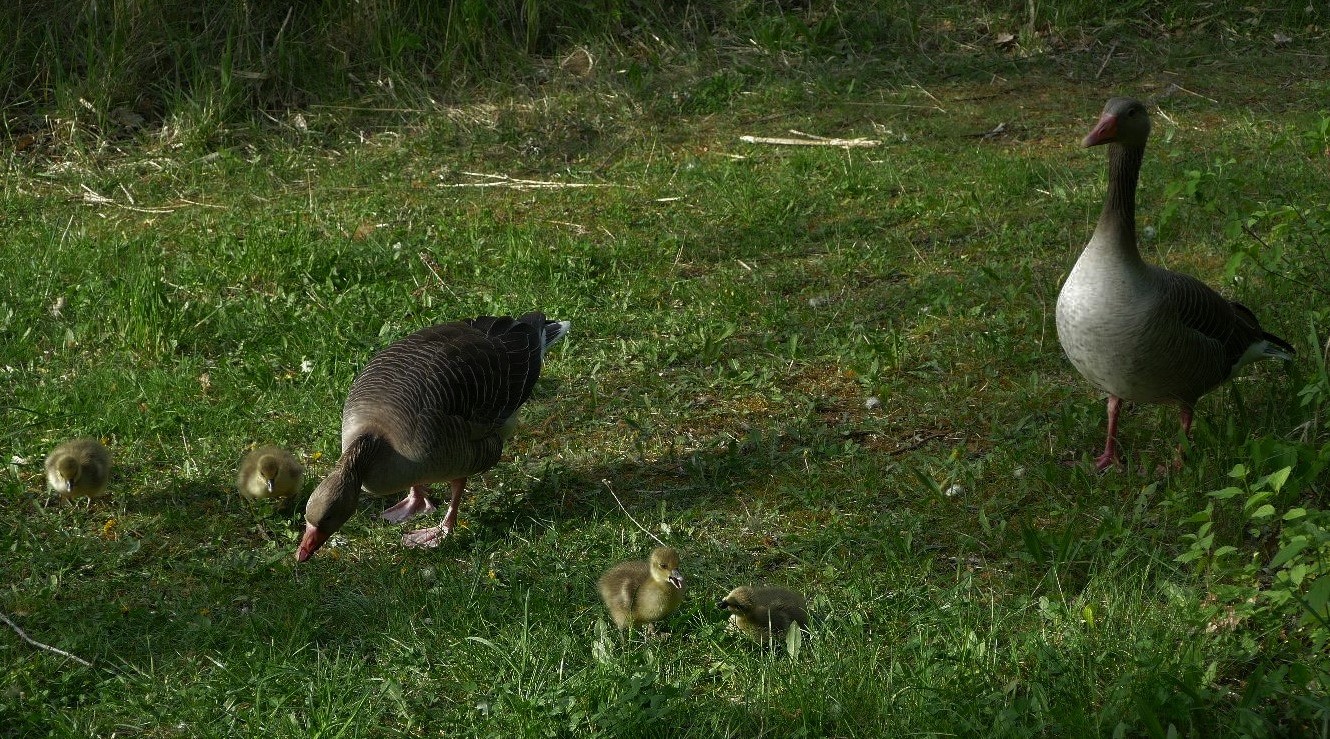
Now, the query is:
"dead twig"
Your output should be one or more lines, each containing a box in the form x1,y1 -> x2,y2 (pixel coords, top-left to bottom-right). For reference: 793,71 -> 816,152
888,430 -> 954,456
1163,82 -> 1219,105
739,133 -> 880,148
0,611 -> 92,667
603,479 -> 666,548
418,251 -> 461,301
1095,41 -> 1119,80
79,185 -> 176,214
442,172 -> 619,190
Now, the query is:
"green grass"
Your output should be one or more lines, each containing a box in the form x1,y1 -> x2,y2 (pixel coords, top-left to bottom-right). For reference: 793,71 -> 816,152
4,5 -> 1330,737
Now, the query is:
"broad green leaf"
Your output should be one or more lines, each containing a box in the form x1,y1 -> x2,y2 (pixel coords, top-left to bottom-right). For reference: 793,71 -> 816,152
1212,545 -> 1238,559
1249,504 -> 1276,521
1302,576 -> 1330,620
1243,492 -> 1272,516
1257,466 -> 1293,493
1269,537 -> 1311,569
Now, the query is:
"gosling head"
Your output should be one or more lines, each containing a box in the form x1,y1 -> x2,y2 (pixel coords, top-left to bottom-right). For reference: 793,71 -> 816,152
51,455 -> 82,495
650,547 -> 684,589
717,586 -> 755,614
257,455 -> 282,494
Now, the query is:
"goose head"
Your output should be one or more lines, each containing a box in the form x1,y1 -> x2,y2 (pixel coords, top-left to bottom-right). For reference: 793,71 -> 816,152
1083,97 -> 1151,148
298,470 -> 360,561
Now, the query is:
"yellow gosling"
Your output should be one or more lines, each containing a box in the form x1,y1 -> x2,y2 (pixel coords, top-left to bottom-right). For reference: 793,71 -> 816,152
598,547 -> 685,629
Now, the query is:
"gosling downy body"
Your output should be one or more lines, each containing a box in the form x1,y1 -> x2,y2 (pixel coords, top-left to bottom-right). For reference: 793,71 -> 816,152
44,438 -> 111,500
598,547 -> 685,629
237,445 -> 304,505
299,312 -> 569,561
718,586 -> 809,645
1054,97 -> 1294,470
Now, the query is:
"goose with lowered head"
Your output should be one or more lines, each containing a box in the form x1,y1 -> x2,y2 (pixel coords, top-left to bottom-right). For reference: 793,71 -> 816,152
298,312 -> 569,561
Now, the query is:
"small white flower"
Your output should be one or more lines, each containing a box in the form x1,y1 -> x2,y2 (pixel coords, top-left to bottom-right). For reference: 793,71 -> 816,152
864,396 -> 882,410
1142,226 -> 1157,241
300,358 -> 314,373
11,455 -> 27,465
945,484 -> 964,498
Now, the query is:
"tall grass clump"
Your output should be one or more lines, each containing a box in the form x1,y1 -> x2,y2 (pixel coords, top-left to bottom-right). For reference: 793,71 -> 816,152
4,0 -> 1286,150
2,0 -> 723,137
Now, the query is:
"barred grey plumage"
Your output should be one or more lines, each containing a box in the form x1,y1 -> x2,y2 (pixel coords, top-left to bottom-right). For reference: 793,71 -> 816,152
299,312 -> 569,561
1055,97 -> 1294,471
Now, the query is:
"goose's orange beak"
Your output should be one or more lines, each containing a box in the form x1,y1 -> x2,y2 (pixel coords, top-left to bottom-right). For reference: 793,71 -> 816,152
297,523 -> 330,562
1083,113 -> 1118,147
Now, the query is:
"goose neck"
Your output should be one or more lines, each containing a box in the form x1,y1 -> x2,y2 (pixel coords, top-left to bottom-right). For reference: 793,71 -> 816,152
1095,142 -> 1145,256
342,432 -> 388,476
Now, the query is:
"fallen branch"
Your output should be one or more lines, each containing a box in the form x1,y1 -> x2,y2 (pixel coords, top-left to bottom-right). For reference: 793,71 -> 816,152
441,172 -> 619,190
0,611 -> 92,667
79,185 -> 176,214
887,430 -> 955,456
740,132 -> 880,148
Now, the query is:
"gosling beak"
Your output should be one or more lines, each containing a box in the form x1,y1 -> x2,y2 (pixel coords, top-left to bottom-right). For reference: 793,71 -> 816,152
716,599 -> 731,610
1083,112 -> 1118,147
297,523 -> 331,562
669,570 -> 684,589
64,479 -> 74,495
265,478 -> 275,494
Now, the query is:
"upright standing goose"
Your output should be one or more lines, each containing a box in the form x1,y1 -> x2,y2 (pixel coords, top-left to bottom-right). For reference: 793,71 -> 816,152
1055,97 -> 1295,470
44,438 -> 112,499
298,312 -> 569,561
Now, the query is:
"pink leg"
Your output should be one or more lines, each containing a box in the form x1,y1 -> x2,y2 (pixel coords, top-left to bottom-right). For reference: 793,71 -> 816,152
1167,405 -> 1195,471
402,478 -> 465,549
381,485 -> 436,523
1093,395 -> 1123,471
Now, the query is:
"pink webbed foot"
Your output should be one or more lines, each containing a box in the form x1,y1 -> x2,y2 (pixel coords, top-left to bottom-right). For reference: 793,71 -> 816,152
1093,450 -> 1120,471
401,522 -> 451,548
1091,395 -> 1124,472
382,486 -> 436,523
400,478 -> 465,550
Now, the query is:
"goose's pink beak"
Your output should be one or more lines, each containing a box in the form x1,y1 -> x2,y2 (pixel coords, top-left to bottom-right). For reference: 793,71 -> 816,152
1083,113 -> 1118,147
297,523 -> 331,562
